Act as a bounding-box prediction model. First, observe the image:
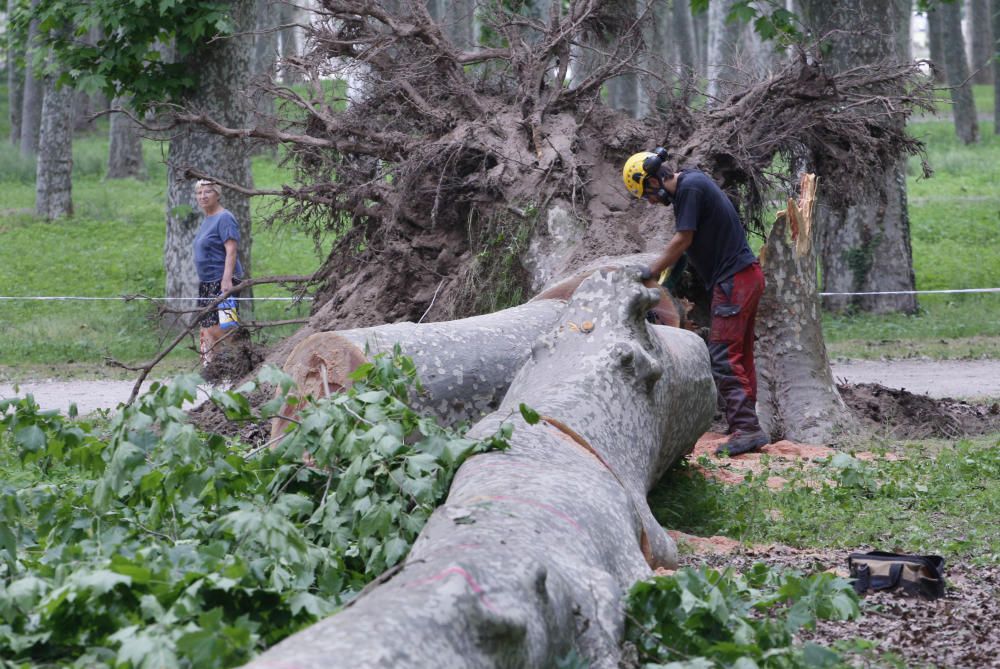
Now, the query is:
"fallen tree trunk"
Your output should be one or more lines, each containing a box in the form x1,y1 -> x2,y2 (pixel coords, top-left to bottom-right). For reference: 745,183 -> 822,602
756,174 -> 856,442
272,255 -> 689,440
249,268 -> 715,668
271,298 -> 567,439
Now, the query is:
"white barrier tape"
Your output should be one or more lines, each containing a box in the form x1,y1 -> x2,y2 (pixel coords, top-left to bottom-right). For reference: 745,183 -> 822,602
0,296 -> 313,301
819,288 -> 1000,296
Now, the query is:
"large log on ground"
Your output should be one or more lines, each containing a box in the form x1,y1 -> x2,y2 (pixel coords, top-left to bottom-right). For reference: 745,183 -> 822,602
272,255 -> 690,440
249,268 -> 715,668
271,299 -> 566,439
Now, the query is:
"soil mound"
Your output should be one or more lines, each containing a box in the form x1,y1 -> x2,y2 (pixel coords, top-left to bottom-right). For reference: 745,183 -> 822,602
838,382 -> 1000,440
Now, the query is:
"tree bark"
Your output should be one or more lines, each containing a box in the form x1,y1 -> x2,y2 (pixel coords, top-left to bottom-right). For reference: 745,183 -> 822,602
970,0 -> 994,83
272,299 -> 568,439
691,2 -> 709,80
249,268 -> 715,669
802,0 -> 919,314
757,174 -> 855,442
706,0 -> 741,101
672,0 -> 698,78
993,0 -> 1000,133
19,0 -> 43,157
278,0 -> 302,84
35,75 -> 74,219
164,0 -> 255,326
927,4 -> 946,83
106,97 -> 146,179
271,255 -> 688,439
940,0 -> 979,143
895,0 -> 913,63
6,0 -> 23,146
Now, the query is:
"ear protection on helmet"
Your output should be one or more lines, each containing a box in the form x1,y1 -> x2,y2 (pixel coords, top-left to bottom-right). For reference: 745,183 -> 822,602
643,147 -> 671,203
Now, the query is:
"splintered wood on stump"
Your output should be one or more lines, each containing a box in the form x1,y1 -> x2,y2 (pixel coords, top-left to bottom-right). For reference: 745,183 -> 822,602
271,299 -> 568,440
756,174 -> 855,442
248,268 -> 715,669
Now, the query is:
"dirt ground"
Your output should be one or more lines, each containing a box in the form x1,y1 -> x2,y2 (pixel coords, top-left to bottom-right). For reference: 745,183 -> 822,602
671,539 -> 1000,669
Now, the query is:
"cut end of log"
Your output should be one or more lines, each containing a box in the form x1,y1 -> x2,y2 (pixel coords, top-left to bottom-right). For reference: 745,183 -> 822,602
269,332 -> 369,443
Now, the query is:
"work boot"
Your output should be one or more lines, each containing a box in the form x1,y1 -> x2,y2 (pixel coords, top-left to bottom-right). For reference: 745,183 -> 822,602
716,429 -> 769,456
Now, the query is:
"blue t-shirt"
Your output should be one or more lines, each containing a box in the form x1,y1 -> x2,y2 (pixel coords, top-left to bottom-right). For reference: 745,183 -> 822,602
193,210 -> 244,282
672,169 -> 756,289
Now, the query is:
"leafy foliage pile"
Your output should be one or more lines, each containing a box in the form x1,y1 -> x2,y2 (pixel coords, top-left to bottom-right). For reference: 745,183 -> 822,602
0,353 -> 509,667
626,565 -> 861,668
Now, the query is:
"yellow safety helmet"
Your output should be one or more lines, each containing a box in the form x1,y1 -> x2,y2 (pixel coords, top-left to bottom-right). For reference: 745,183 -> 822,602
622,147 -> 669,198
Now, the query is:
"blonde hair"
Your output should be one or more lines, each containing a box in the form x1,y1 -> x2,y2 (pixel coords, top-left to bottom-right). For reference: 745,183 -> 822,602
195,179 -> 223,197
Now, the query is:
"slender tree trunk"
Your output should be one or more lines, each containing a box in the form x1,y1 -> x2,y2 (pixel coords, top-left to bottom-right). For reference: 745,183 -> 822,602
19,0 -> 43,157
940,0 -> 979,143
106,97 -> 146,179
252,0 -> 278,122
35,75 -> 74,219
428,0 -> 477,49
691,2 -> 709,80
803,0 -> 919,314
6,0 -> 24,146
278,1 -> 302,84
672,0 -> 698,78
993,0 -> 1000,133
896,0 -> 913,63
706,0 -> 742,101
970,0 -> 994,82
927,4 -> 947,82
248,269 -> 716,669
164,0 -> 255,325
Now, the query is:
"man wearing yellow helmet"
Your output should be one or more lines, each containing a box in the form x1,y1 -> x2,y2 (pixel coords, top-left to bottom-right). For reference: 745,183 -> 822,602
623,148 -> 768,456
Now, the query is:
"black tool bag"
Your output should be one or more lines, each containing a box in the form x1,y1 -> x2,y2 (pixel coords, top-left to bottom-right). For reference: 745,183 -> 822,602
848,551 -> 946,599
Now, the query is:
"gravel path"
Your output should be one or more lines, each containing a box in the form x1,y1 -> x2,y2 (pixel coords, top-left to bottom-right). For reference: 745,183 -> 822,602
2,359 -> 999,415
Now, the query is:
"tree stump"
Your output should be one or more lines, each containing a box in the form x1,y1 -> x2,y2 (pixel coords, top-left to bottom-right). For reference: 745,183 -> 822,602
249,268 -> 715,668
756,174 -> 856,442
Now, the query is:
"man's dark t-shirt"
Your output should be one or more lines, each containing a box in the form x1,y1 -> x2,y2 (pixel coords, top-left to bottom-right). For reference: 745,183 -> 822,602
672,169 -> 757,289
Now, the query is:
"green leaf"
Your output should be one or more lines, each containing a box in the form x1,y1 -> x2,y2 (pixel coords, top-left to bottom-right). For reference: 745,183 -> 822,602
518,403 -> 540,425
14,425 -> 46,452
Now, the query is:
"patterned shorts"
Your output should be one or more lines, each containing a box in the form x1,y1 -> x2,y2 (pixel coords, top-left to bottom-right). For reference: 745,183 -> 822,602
197,278 -> 241,328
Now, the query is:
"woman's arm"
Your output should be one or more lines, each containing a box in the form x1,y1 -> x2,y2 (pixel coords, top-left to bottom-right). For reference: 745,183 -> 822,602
221,238 -> 238,293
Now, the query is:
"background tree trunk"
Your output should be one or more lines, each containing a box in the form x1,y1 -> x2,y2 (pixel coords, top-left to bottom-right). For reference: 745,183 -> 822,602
672,0 -> 698,79
993,0 -> 1000,133
164,0 -> 255,326
927,4 -> 947,82
252,0 -> 278,124
106,97 -> 146,179
802,0 -> 919,314
248,269 -> 716,669
35,75 -> 74,219
896,0 -> 913,63
756,174 -> 855,442
970,0 -> 994,83
940,0 -> 979,143
6,0 -> 23,146
691,3 -> 709,79
706,0 -> 741,101
278,0 -> 303,84
19,0 -> 43,157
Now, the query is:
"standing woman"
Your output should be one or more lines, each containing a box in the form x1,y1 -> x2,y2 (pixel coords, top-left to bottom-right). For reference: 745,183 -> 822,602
193,179 -> 244,366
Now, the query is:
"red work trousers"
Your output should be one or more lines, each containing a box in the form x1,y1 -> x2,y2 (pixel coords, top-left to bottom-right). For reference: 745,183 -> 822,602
707,262 -> 765,433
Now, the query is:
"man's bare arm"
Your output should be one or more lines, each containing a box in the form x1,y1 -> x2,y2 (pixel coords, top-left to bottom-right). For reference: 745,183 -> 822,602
648,230 -> 694,280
